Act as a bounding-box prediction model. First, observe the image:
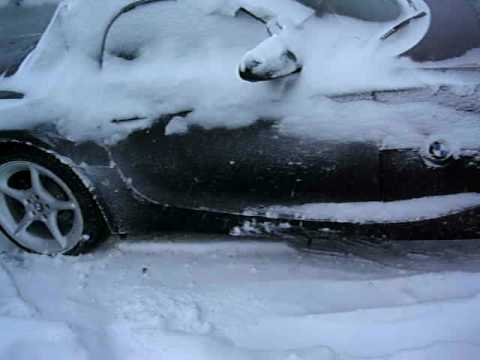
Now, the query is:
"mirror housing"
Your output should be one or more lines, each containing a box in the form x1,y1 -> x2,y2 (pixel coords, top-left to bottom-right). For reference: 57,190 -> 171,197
239,35 -> 302,82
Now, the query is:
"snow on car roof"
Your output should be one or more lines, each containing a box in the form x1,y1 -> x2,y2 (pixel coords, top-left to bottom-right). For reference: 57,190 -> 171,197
238,0 -> 314,25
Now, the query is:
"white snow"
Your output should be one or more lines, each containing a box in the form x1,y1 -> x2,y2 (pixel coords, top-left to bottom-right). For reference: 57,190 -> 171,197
239,33 -> 302,80
2,234 -> 480,359
248,193 -> 480,223
238,0 -> 314,25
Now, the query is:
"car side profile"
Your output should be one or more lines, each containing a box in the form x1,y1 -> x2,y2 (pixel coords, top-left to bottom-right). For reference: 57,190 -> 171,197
0,0 -> 479,255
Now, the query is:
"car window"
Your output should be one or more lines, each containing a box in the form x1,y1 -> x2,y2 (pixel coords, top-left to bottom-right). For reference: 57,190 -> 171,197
297,0 -> 402,22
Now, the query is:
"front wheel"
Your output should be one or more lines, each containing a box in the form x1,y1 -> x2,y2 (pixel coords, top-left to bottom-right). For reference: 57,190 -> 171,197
0,144 -> 108,255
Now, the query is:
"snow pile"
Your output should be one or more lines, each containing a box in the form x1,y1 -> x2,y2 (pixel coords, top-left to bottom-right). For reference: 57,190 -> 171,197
248,193 -> 480,223
1,236 -> 480,359
1,0 -> 478,149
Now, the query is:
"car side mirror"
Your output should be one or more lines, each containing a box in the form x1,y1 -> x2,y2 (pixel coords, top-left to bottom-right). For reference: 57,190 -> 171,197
239,35 -> 302,82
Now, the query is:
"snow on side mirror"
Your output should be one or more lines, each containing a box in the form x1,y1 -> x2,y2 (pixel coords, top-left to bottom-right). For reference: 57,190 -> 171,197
239,35 -> 302,82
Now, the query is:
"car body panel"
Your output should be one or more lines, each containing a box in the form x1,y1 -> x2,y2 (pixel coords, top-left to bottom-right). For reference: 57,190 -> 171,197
381,149 -> 480,201
0,0 -> 479,240
109,118 -> 381,212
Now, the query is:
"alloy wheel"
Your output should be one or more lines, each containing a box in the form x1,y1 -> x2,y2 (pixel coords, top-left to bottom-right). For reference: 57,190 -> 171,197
0,161 -> 84,254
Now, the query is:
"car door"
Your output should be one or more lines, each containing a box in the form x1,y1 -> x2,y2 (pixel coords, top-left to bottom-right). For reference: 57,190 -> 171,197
104,0 -> 381,213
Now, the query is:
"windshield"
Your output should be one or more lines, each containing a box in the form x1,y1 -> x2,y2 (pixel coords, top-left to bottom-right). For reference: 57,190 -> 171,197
0,2 -> 57,76
298,0 -> 403,22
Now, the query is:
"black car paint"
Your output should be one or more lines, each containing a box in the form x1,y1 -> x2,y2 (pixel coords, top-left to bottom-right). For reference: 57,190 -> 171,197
108,87 -> 480,207
1,122 -> 480,241
109,118 -> 381,209
0,0 -> 479,240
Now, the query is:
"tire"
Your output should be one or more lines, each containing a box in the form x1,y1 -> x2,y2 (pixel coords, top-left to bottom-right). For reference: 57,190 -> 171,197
0,143 -> 109,255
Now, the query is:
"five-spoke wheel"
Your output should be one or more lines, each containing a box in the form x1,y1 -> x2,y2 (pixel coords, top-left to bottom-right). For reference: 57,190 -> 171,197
0,145 -> 108,255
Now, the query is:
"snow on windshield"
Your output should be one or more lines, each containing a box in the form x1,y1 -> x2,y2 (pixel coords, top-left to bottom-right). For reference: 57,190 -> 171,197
0,0 -> 478,153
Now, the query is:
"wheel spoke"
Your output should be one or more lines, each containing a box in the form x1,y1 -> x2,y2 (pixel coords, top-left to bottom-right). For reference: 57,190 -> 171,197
0,182 -> 28,203
14,213 -> 34,236
46,212 -> 67,249
51,200 -> 76,211
30,165 -> 57,204
30,166 -> 43,194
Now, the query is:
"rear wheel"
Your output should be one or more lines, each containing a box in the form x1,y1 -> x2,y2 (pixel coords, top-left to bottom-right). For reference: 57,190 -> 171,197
0,144 -> 108,255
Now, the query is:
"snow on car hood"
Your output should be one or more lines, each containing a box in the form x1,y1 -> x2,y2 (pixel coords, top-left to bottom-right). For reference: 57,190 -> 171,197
0,0 -> 479,151
236,0 -> 314,25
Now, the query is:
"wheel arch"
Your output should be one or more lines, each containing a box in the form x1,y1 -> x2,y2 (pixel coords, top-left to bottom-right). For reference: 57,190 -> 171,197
0,134 -> 117,236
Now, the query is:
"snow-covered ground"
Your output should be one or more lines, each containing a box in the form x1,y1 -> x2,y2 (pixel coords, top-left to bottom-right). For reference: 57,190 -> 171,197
2,233 -> 480,360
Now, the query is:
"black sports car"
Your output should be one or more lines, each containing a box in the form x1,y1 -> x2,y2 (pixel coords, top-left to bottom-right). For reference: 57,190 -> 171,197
0,0 -> 479,255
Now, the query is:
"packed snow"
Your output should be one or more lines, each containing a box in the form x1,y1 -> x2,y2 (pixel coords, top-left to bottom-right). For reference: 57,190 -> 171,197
2,233 -> 480,359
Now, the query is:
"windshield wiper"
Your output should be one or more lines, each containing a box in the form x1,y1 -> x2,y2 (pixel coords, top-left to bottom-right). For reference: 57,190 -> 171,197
380,11 -> 427,40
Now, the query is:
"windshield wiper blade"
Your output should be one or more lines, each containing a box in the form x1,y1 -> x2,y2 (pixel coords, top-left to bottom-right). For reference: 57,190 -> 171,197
380,11 -> 427,41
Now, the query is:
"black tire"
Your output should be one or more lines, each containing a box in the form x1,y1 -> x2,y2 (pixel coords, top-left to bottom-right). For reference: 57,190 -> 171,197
0,142 -> 109,255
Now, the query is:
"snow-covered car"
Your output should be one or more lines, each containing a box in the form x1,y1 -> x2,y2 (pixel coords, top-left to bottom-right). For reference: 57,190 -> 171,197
0,0 -> 479,255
